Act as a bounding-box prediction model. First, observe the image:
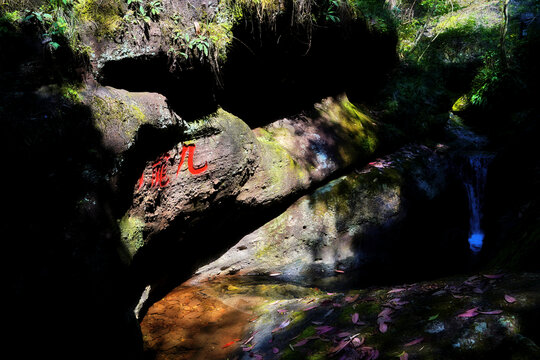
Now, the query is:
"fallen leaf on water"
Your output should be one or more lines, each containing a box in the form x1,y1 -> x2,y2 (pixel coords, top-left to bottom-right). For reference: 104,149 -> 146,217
404,337 -> 424,347
478,310 -> 503,315
458,308 -> 479,318
222,339 -> 241,348
352,312 -> 359,324
505,294 -> 516,303
483,273 -> 504,279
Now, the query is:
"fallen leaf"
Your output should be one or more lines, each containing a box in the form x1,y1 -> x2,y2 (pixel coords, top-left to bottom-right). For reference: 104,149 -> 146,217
478,310 -> 503,315
329,339 -> 351,353
458,307 -> 479,318
316,325 -> 334,334
352,313 -> 359,324
345,294 -> 360,303
222,339 -> 240,348
388,288 -> 406,294
277,309 -> 288,314
351,336 -> 365,347
272,319 -> 291,333
378,308 -> 393,318
428,314 -> 439,321
473,287 -> 485,294
367,349 -> 380,360
504,294 -> 516,303
337,332 -> 352,338
324,309 -> 334,317
483,273 -> 504,279
273,347 -> 279,354
392,299 -> 410,306
404,337 -> 424,347
335,269 -> 345,273
379,321 -> 388,333
293,339 -> 309,347
398,351 -> 409,360
303,304 -> 319,311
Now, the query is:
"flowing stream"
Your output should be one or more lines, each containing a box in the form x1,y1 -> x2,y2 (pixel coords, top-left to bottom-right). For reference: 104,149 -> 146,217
462,152 -> 493,254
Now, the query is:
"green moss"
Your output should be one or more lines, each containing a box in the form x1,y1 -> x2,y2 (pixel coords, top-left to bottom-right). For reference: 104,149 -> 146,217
118,214 -> 145,257
61,83 -> 83,103
90,94 -> 147,139
74,0 -> 123,40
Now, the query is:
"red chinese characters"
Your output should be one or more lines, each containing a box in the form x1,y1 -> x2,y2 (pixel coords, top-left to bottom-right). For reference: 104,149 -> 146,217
137,144 -> 208,190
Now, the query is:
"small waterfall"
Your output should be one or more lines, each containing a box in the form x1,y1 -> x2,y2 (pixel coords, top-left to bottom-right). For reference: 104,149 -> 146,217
462,153 -> 493,254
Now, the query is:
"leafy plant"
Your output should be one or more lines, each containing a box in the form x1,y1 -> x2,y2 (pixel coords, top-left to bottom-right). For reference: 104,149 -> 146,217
148,0 -> 162,18
126,0 -> 162,23
470,51 -> 502,107
182,33 -> 210,58
325,0 -> 341,23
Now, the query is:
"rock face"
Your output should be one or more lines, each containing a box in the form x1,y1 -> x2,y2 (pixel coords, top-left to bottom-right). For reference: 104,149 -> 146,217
237,95 -> 378,206
190,144 -> 453,285
76,0 -> 224,75
120,94 -> 379,257
82,85 -> 182,154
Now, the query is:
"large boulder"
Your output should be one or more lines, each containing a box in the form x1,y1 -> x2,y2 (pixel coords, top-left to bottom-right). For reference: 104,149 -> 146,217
120,108 -> 258,257
81,85 -> 182,154
119,94 -> 379,258
189,144 -> 454,285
